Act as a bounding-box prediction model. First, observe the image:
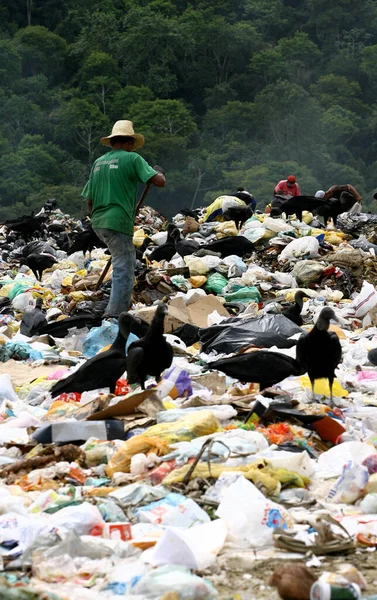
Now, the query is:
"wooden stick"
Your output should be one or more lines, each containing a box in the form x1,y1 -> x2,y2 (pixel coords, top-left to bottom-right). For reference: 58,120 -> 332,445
95,184 -> 151,291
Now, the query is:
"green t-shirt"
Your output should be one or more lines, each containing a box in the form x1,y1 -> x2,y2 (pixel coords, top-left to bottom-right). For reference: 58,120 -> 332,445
81,150 -> 157,236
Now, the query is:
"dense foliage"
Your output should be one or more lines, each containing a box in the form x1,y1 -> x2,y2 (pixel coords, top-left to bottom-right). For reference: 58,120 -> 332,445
1,0 -> 377,219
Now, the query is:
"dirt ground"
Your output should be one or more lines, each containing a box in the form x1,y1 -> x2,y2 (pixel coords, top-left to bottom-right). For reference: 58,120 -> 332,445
207,550 -> 377,599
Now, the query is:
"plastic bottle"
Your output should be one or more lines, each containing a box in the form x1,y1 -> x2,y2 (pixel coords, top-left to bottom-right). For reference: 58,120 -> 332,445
311,582 -> 361,600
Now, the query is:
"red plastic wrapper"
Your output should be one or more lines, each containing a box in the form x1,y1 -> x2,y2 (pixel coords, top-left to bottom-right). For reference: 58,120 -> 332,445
115,379 -> 130,396
57,392 -> 81,403
146,459 -> 180,485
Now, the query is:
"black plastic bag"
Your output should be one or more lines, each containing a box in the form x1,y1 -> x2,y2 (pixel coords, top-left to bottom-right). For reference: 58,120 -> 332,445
199,314 -> 302,354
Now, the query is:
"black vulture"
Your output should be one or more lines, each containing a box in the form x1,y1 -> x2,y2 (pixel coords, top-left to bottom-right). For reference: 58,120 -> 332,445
368,348 -> 377,366
276,196 -> 332,223
148,224 -> 179,262
296,307 -> 342,402
202,236 -> 254,258
127,303 -> 173,389
22,253 -> 57,281
39,314 -> 102,338
281,291 -> 306,326
20,298 -> 47,337
173,228 -> 200,257
209,350 -> 304,390
222,204 -> 254,229
135,237 -> 153,261
50,312 -> 134,397
67,227 -> 107,256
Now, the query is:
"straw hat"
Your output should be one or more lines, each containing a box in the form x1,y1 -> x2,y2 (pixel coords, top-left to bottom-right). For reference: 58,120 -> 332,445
101,120 -> 144,149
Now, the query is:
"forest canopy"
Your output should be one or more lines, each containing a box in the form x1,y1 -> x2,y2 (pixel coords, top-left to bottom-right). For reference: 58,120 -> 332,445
1,0 -> 377,218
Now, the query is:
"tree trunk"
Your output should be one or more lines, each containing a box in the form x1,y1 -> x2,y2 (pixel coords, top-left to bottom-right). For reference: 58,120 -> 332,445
26,0 -> 32,26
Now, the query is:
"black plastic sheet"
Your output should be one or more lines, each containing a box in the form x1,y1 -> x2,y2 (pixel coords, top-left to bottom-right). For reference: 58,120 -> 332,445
199,313 -> 302,354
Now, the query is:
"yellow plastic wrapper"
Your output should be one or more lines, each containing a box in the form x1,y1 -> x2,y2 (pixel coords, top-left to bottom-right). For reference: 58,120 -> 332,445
106,435 -> 170,477
324,231 -> 344,245
201,196 -> 245,223
261,228 -> 276,240
61,275 -> 73,287
133,229 -> 146,247
45,400 -> 80,420
143,409 -> 221,444
0,283 -> 16,298
162,460 -> 310,496
300,375 -> 348,397
189,276 -> 207,288
302,211 -> 313,224
214,221 -> 238,238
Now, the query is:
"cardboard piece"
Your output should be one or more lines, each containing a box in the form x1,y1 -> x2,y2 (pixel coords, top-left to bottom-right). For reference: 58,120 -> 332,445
136,295 -> 230,333
69,389 -> 158,421
186,295 -> 230,328
0,362 -> 59,387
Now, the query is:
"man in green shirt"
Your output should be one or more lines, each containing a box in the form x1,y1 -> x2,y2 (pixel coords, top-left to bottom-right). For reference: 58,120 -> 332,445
82,120 -> 166,317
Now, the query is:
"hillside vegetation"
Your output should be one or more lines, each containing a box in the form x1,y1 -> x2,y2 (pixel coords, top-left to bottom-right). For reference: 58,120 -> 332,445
1,0 -> 377,217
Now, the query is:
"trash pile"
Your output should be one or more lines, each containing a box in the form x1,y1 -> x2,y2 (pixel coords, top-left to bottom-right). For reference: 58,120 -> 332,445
1,199 -> 377,599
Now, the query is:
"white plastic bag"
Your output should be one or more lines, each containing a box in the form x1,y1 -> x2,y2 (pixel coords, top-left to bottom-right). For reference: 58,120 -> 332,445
135,492 -> 210,528
12,292 -> 35,312
47,269 -> 66,291
49,502 -> 104,536
0,374 -> 19,402
328,461 -> 369,504
143,519 -> 227,570
184,256 -> 209,276
278,236 -> 319,263
133,565 -> 218,599
351,281 -> 377,318
216,476 -> 293,548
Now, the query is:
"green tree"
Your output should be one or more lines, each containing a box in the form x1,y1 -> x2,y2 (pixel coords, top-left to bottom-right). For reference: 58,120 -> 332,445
310,74 -> 364,112
15,25 -> 67,79
53,98 -> 108,167
320,106 -> 360,143
78,51 -> 121,114
0,38 -> 21,88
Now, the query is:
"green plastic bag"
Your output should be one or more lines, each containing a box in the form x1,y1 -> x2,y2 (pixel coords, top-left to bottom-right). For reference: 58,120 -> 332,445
204,272 -> 228,294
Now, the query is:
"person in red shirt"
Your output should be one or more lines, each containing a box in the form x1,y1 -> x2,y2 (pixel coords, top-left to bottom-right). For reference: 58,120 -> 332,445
274,175 -> 301,198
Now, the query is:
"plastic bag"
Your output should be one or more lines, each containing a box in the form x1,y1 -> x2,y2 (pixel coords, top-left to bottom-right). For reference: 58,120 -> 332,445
243,226 -> 266,243
328,461 -> 369,504
360,493 -> 377,514
222,254 -> 247,278
223,286 -> 261,303
12,292 -> 35,312
135,492 -> 210,528
278,236 -> 319,263
363,455 -> 377,474
0,374 -> 19,402
157,405 -> 237,423
143,519 -> 227,570
351,281 -> 377,318
156,366 -> 192,400
204,273 -> 228,294
292,260 -> 326,284
143,410 -> 221,443
263,217 -> 294,233
216,476 -> 294,548
47,269 -> 66,290
133,565 -> 218,599
184,256 -> 210,276
48,502 -> 104,536
82,320 -> 119,358
199,313 -> 302,354
106,436 -> 170,477
8,282 -> 32,301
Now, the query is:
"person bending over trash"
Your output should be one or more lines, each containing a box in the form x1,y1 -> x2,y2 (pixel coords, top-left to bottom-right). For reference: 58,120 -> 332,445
319,184 -> 362,204
274,175 -> 301,199
81,120 -> 166,318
